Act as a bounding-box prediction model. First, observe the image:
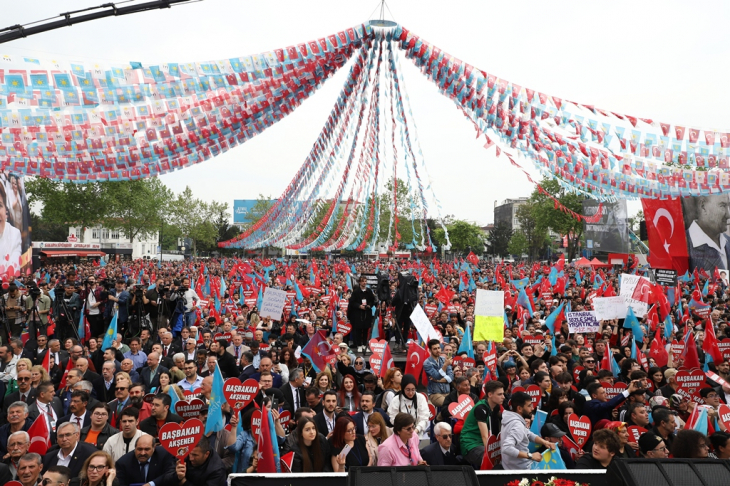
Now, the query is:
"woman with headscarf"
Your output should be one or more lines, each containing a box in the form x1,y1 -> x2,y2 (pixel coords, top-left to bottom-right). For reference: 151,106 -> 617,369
386,374 -> 430,437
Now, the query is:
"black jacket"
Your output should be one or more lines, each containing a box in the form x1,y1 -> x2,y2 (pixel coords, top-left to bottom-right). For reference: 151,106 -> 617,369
347,286 -> 376,329
43,441 -> 98,478
182,449 -> 227,486
420,442 -> 462,466
115,446 -> 177,486
139,365 -> 169,393
80,423 -> 119,450
139,412 -> 182,436
216,351 -> 239,379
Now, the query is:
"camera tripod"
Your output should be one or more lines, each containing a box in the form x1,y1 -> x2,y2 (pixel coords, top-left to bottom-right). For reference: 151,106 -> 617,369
56,294 -> 81,343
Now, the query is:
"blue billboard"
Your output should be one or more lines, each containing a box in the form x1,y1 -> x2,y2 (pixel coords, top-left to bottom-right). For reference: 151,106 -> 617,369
233,200 -> 260,224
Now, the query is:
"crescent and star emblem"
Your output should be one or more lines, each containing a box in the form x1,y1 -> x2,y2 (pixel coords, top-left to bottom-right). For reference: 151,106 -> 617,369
409,352 -> 420,369
653,208 -> 674,254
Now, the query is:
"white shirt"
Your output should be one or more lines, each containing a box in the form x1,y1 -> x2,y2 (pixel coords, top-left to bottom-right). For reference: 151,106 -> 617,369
57,443 -> 79,467
361,410 -> 371,434
71,411 -> 87,428
289,384 -> 300,411
689,220 -> 728,269
87,290 -> 100,315
177,375 -> 204,392
0,223 -> 22,269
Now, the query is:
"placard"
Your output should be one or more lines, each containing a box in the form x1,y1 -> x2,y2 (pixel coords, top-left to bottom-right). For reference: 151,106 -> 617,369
654,269 -> 677,286
260,287 -> 288,320
619,274 -> 649,317
567,311 -> 600,333
362,273 -> 379,289
410,304 -> 440,342
591,296 -> 627,320
474,289 -> 505,342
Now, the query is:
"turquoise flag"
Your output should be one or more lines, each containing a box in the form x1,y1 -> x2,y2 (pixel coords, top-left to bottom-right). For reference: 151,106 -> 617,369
205,360 -> 226,434
531,447 -> 567,470
167,385 -> 179,410
101,311 -> 118,351
529,410 -> 548,452
458,322 -> 474,359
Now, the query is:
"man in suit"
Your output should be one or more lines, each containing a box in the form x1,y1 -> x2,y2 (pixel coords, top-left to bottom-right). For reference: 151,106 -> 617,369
42,421 -> 97,478
27,381 -> 63,438
420,422 -> 462,466
226,333 -> 249,364
74,357 -> 104,401
2,370 -> 37,421
139,351 -> 167,393
57,390 -> 91,430
46,339 -> 69,372
107,375 -> 133,429
139,394 -> 182,436
314,390 -> 346,438
159,331 -> 181,359
352,391 -> 391,435
280,368 -> 306,414
237,352 -> 256,381
57,369 -> 83,416
686,194 -> 730,273
99,361 -> 117,403
25,335 -> 49,367
116,434 -> 176,486
250,357 -> 283,388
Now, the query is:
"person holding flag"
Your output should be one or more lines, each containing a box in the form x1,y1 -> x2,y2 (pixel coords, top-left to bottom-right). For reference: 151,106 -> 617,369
500,391 -> 556,470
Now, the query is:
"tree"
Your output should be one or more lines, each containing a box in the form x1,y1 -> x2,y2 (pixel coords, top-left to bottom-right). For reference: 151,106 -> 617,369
378,177 -> 423,248
25,178 -> 110,230
434,220 -> 485,253
103,179 -> 172,243
508,231 -> 528,257
529,179 -> 585,260
168,187 -> 224,256
515,202 -> 549,260
244,194 -> 275,229
628,210 -> 644,234
487,221 -> 513,257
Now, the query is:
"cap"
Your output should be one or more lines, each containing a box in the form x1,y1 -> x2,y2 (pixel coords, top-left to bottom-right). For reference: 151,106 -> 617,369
594,419 -> 611,431
540,422 -> 566,438
604,421 -> 626,431
638,433 -> 663,454
338,343 -> 348,348
700,387 -> 718,398
503,360 -> 516,369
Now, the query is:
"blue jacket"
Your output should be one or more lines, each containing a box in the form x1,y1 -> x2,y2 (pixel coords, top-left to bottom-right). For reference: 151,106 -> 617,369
584,390 -> 627,425
423,355 -> 453,395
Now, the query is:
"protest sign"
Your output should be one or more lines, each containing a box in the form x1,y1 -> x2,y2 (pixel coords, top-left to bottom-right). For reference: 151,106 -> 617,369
410,304 -> 440,342
567,311 -> 600,333
175,399 -> 205,420
223,378 -> 259,411
619,274 -> 650,317
654,269 -> 677,286
159,419 -> 204,461
592,296 -> 627,320
260,288 -> 288,320
474,289 -> 504,342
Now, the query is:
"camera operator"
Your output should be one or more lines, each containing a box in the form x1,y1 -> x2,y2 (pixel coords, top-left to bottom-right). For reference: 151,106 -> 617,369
2,283 -> 26,339
129,284 -> 152,335
180,277 -> 200,328
146,278 -> 164,329
80,277 -> 108,339
107,279 -> 131,334
54,282 -> 81,343
26,283 -> 52,338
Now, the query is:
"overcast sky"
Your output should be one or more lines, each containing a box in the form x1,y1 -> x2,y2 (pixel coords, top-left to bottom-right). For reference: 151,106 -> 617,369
4,0 -> 730,225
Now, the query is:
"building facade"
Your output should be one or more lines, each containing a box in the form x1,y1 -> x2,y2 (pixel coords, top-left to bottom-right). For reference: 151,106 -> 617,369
69,226 -> 160,260
494,197 -> 529,231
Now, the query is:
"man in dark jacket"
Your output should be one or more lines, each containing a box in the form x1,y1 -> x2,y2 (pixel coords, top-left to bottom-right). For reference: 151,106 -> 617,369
585,381 -> 639,425
440,377 -> 478,422
347,275 -> 376,353
175,436 -> 227,486
420,422 -> 463,466
139,394 -> 182,436
116,435 -> 177,486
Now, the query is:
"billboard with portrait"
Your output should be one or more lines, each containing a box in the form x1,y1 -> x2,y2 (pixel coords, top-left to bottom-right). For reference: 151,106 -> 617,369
682,195 -> 730,274
583,199 -> 630,254
0,172 -> 31,277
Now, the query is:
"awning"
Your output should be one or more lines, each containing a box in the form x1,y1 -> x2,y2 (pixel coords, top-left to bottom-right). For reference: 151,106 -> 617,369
41,250 -> 106,258
41,250 -> 78,258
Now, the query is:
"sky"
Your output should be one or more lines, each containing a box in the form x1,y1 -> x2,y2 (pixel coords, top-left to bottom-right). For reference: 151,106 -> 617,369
4,0 -> 730,226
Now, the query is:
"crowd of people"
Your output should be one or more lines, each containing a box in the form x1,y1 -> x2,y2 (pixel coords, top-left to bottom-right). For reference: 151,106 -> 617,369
0,254 -> 728,486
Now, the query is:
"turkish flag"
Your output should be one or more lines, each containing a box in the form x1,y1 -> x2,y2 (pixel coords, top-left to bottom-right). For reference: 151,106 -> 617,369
702,317 -> 724,363
649,328 -> 668,367
27,414 -> 51,455
406,342 -> 428,380
641,198 -> 688,274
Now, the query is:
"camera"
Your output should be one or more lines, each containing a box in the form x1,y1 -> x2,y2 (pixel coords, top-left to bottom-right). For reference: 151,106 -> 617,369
28,286 -> 42,299
134,285 -> 145,299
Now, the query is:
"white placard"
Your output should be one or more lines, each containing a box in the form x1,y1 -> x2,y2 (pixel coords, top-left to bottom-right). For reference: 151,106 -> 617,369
619,274 -> 649,317
592,296 -> 628,320
475,289 -> 504,317
259,287 -> 288,320
567,311 -> 600,333
410,304 -> 440,342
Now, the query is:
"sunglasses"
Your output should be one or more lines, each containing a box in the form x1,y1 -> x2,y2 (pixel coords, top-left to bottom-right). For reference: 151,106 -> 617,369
115,387 -> 128,391
17,377 -> 30,381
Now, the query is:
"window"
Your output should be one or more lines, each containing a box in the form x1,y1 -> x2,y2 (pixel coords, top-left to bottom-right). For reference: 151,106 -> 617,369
92,228 -> 99,239
102,229 -> 110,239
111,230 -> 120,240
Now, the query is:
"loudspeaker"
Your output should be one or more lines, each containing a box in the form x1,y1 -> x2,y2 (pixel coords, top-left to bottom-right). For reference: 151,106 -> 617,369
607,458 -> 730,486
639,220 -> 648,241
348,466 -> 479,486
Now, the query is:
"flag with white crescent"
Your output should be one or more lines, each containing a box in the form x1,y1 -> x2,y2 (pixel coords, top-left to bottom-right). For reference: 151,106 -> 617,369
406,341 -> 428,379
641,198 -> 688,275
27,414 -> 50,455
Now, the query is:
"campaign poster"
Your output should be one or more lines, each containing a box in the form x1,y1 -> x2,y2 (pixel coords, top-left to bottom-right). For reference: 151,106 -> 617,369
583,199 -> 629,253
0,172 -> 31,277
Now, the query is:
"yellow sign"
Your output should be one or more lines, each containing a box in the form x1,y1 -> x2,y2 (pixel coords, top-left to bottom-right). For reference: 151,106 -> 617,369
474,315 -> 504,342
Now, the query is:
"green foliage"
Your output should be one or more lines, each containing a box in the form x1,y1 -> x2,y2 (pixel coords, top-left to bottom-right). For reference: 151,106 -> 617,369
434,220 -> 484,253
168,187 -> 228,256
25,178 -> 109,230
508,231 -> 528,257
378,177 -> 422,248
514,202 -> 550,260
244,194 -> 275,229
529,178 -> 585,260
104,179 -> 172,242
487,221 -> 513,257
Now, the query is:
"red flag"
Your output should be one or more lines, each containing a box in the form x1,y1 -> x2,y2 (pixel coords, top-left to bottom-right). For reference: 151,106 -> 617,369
300,330 -> 337,373
641,198 -> 689,275
649,328 -> 668,367
467,252 -> 479,266
405,342 -> 428,379
58,356 -> 75,390
646,305 -> 660,332
27,414 -> 51,454
280,451 -> 295,473
380,343 -> 394,378
680,328 -> 702,370
257,405 -> 277,473
655,284 -> 671,319
41,347 -> 50,374
600,347 -> 612,371
702,318 -> 723,364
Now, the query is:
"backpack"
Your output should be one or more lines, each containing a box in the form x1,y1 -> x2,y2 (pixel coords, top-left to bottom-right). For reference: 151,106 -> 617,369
374,388 -> 394,410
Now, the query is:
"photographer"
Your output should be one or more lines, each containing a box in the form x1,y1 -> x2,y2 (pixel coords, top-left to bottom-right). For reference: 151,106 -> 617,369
107,279 -> 131,333
2,283 -> 26,339
54,282 -> 81,343
81,277 -> 108,339
180,277 -> 200,328
146,278 -> 164,329
26,282 -> 52,338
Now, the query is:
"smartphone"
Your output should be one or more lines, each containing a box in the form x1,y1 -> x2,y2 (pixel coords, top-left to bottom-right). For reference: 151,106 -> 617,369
272,398 -> 279,410
340,443 -> 353,456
